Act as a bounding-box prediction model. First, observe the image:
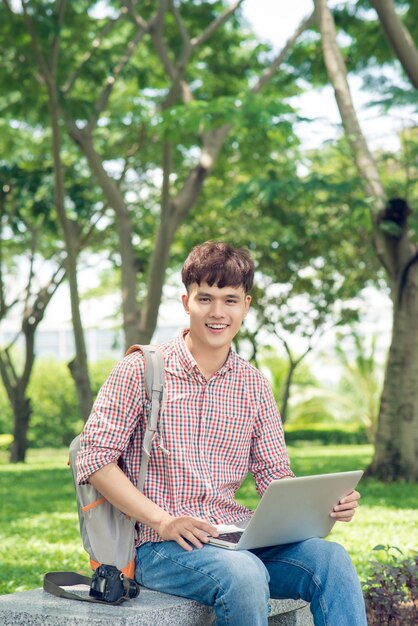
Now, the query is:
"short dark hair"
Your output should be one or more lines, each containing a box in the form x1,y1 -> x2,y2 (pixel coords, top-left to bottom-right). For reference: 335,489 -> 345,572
181,241 -> 254,293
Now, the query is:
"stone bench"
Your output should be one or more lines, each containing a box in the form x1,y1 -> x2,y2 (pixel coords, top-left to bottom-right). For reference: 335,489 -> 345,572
0,585 -> 314,625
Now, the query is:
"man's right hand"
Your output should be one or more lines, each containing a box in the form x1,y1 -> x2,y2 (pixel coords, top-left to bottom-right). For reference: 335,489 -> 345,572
89,464 -> 219,551
157,515 -> 219,551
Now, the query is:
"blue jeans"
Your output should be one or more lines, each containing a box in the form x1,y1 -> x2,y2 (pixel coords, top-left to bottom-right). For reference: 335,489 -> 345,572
135,538 -> 367,626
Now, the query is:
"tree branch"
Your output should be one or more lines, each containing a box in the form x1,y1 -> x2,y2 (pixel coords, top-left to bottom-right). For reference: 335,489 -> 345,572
171,13 -> 315,222
86,26 -> 149,132
161,141 -> 172,219
122,0 -> 149,30
115,125 -> 146,183
252,10 -> 316,93
154,1 -> 245,108
169,0 -> 246,103
3,347 -> 18,387
21,0 -> 51,86
275,330 -> 294,365
20,272 -> 63,391
0,353 -> 15,401
370,0 -> 418,89
49,0 -> 67,76
62,11 -> 127,95
171,123 -> 230,229
169,0 -> 191,56
0,215 -> 5,318
149,0 -> 177,81
190,0 -> 244,49
3,0 -> 13,15
22,227 -> 38,318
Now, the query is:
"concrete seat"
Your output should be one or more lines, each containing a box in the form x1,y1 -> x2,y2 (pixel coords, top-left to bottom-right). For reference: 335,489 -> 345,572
0,585 -> 313,625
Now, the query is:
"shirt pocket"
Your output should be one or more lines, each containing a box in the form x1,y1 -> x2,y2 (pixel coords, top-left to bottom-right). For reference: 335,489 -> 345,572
204,411 -> 253,479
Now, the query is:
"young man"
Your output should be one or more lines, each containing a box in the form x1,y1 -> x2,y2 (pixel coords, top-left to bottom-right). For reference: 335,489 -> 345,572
77,241 -> 367,626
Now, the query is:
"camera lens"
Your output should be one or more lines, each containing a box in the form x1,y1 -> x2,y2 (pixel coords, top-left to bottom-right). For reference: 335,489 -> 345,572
125,578 -> 140,599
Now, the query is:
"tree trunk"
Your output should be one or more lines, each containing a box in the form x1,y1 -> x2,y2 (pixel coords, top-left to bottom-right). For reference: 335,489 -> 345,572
22,0 -> 93,419
10,393 -> 32,463
66,124 -> 141,348
47,91 -> 94,420
0,265 -> 64,462
369,265 -> 418,480
281,362 -> 297,424
136,141 -> 173,343
0,328 -> 35,463
314,0 -> 386,211
0,349 -> 33,463
315,0 -> 418,480
278,344 -> 311,423
65,251 -> 94,420
370,0 -> 418,89
138,126 -> 229,343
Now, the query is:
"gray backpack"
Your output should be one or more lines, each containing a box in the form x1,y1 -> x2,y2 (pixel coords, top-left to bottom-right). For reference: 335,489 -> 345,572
43,344 -> 166,604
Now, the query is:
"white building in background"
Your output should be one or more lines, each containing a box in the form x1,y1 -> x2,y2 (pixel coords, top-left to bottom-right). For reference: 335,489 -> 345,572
0,323 -> 184,362
0,253 -> 189,364
0,325 -> 120,361
0,275 -> 187,362
0,320 -> 186,362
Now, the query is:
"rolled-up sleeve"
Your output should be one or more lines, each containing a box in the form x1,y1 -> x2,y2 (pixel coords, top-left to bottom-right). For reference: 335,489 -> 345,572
77,354 -> 145,484
250,376 -> 294,495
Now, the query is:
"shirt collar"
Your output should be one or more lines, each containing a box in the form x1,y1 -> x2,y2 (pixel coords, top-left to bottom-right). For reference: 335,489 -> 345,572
173,329 -> 236,379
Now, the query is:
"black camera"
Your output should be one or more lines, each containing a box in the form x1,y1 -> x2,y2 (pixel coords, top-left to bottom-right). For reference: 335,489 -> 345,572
90,564 -> 140,604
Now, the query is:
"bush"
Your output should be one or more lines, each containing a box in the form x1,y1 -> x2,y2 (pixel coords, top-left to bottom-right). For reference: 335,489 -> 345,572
28,358 -> 118,447
363,546 -> 418,625
27,359 -> 82,448
284,422 -> 368,445
0,357 -> 118,448
0,434 -> 13,451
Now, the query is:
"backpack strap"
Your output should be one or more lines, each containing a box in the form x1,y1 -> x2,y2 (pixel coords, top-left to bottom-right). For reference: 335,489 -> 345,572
125,344 -> 166,492
43,347 -> 165,606
43,572 -> 129,605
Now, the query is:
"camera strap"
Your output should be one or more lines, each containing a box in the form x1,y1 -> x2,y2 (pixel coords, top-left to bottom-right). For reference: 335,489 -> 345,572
43,572 -> 130,605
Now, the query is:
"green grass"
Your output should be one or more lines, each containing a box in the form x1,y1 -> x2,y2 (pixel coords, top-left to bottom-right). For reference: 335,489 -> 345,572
0,449 -> 89,595
0,445 -> 417,595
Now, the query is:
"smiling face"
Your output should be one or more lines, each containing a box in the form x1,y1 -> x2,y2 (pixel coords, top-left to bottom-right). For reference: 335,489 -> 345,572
182,282 -> 251,357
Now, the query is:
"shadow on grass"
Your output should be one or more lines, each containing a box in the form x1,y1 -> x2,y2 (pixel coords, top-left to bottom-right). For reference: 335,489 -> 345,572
357,479 -> 418,510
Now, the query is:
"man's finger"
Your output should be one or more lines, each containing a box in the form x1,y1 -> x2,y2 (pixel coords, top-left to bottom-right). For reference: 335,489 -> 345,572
331,509 -> 355,520
192,519 -> 219,536
173,530 -> 192,550
340,490 -> 360,504
183,529 -> 204,549
334,499 -> 358,511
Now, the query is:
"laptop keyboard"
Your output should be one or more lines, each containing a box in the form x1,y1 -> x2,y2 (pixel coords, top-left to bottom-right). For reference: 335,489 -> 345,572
215,531 -> 244,543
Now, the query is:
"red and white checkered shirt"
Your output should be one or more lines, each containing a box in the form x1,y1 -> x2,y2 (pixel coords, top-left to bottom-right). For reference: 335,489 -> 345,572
77,330 -> 293,546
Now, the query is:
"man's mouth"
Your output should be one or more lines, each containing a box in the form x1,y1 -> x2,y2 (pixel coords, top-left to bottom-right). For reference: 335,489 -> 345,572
206,323 -> 228,330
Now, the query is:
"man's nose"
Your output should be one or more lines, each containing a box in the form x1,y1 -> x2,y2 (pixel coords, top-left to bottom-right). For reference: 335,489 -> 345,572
210,300 -> 224,317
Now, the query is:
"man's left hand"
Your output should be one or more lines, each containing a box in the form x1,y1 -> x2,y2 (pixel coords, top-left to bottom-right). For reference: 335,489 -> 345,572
330,490 -> 360,522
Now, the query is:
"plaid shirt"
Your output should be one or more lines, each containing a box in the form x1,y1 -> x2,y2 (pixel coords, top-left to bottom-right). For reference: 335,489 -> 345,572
77,330 -> 293,546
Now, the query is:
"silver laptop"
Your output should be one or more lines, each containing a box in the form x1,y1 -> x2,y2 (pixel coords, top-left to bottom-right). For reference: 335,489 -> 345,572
208,470 -> 363,550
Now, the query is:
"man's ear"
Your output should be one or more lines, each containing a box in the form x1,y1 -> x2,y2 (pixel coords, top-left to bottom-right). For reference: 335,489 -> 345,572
182,293 -> 190,314
244,294 -> 251,315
